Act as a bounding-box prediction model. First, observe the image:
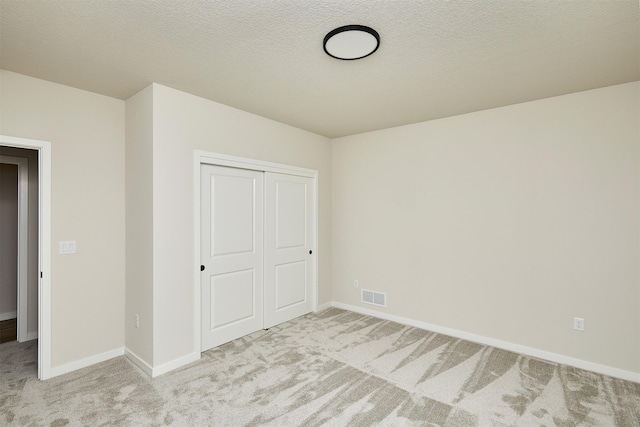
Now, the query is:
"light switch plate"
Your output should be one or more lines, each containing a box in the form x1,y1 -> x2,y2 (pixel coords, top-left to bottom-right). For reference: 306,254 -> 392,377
59,240 -> 77,255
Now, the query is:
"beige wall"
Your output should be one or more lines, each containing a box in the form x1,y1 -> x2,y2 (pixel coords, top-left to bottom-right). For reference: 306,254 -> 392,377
124,85 -> 154,365
3,67 -> 637,378
0,70 -> 126,367
0,146 -> 39,337
332,82 -> 640,374
151,84 -> 331,367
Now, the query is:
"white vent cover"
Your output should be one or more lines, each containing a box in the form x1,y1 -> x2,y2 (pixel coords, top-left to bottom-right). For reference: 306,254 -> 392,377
362,289 -> 387,307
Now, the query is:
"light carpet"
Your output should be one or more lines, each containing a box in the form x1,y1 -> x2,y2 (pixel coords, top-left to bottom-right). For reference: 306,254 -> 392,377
1,308 -> 639,426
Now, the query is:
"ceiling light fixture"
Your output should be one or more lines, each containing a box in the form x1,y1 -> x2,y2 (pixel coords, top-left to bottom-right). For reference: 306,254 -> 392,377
323,25 -> 380,60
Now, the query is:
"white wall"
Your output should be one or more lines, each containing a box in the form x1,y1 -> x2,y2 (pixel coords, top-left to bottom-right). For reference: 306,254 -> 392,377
150,84 -> 331,367
332,82 -> 640,375
0,70 -> 126,367
124,86 -> 154,366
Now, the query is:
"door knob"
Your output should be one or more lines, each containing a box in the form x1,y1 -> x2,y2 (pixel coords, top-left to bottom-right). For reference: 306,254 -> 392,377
309,250 -> 313,255
200,265 -> 205,271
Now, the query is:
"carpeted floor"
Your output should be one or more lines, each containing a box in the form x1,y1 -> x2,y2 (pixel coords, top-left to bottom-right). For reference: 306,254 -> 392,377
1,308 -> 639,426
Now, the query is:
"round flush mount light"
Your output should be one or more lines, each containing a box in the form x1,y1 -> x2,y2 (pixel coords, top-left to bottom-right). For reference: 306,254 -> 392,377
323,25 -> 380,60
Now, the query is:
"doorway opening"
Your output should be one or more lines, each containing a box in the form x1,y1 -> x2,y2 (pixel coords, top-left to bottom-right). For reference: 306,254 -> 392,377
0,135 -> 52,380
0,153 -> 30,344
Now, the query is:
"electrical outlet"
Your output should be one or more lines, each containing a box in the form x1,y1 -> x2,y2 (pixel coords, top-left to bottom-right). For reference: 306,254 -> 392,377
135,314 -> 140,328
573,317 -> 584,332
353,279 -> 359,288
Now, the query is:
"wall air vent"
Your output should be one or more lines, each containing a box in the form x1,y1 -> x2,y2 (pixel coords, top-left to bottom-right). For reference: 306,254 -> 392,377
361,289 -> 387,307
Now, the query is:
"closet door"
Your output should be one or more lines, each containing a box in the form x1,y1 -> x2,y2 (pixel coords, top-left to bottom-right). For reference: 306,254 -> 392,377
201,165 -> 263,351
264,173 -> 315,329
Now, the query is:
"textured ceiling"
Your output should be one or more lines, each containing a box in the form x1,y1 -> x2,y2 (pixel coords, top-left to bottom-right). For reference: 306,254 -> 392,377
1,1 -> 638,138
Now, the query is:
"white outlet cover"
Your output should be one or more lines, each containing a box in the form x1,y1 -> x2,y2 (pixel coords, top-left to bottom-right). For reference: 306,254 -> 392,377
59,240 -> 77,254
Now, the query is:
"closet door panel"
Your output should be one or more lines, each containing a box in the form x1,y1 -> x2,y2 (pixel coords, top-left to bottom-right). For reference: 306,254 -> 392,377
264,173 -> 314,328
201,165 -> 263,351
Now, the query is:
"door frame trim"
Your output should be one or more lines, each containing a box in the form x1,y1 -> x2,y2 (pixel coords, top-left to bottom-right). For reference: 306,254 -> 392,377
193,150 -> 318,355
0,135 -> 52,380
0,155 -> 28,342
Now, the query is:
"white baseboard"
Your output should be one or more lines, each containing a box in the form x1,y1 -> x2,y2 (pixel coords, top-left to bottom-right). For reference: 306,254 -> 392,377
0,311 -> 17,321
315,302 -> 332,312
331,302 -> 640,384
151,352 -> 200,377
26,330 -> 38,341
50,347 -> 125,379
126,348 -> 200,378
124,348 -> 153,377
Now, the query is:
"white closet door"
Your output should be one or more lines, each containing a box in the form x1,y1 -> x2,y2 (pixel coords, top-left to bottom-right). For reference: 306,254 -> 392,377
201,165 -> 264,351
264,172 -> 314,329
